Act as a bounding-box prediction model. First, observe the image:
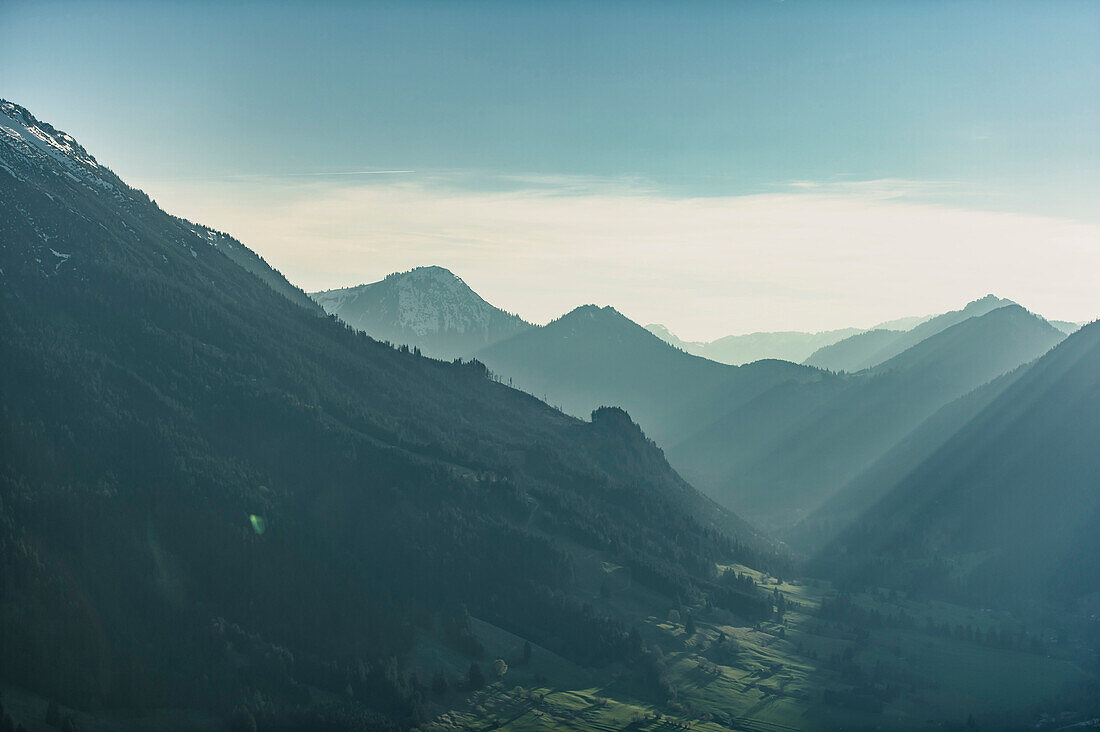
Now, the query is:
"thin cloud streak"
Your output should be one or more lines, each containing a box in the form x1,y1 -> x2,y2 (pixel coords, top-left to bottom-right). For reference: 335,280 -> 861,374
140,170 -> 416,183
141,176 -> 1100,340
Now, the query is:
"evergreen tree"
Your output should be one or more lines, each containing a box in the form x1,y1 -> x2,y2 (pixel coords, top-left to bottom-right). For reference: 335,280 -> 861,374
431,669 -> 448,696
685,613 -> 696,636
45,701 -> 60,727
467,662 -> 485,690
523,640 -> 533,662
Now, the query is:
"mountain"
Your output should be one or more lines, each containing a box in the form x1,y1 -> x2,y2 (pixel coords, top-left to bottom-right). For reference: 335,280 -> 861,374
191,222 -> 325,315
792,365 -> 1028,551
0,100 -> 780,726
819,319 -> 1100,606
476,305 -> 829,446
801,329 -> 903,372
0,101 -> 319,316
645,324 -> 861,365
1050,319 -> 1083,335
803,295 -> 1017,372
871,313 -> 934,331
311,266 -> 531,358
669,304 -> 1065,529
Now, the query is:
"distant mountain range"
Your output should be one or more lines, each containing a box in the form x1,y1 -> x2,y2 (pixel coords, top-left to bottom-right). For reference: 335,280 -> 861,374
311,266 -> 531,358
475,304 -> 825,446
644,324 -> 862,365
802,295 -> 1065,372
819,318 -> 1100,605
645,313 -> 936,366
669,302 -> 1066,529
313,263 -> 1077,535
470,292 -> 1068,532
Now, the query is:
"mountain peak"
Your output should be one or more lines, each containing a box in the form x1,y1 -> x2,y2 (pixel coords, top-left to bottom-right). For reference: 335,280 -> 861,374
0,99 -> 101,172
560,304 -> 627,322
390,264 -> 462,282
964,294 -> 1014,311
311,266 -> 530,358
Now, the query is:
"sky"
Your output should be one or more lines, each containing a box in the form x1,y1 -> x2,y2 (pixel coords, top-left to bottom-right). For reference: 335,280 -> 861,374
2,0 -> 1098,338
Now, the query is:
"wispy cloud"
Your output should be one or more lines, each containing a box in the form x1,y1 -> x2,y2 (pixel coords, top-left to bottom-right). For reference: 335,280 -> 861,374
140,174 -> 1100,339
139,169 -> 416,183
783,178 -> 966,200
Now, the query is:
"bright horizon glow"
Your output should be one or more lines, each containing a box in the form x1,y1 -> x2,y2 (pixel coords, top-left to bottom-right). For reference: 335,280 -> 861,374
3,0 -> 1096,338
142,174 -> 1100,341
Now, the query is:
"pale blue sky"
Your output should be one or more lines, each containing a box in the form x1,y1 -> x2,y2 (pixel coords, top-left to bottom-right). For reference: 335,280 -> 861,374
2,1 -> 1098,333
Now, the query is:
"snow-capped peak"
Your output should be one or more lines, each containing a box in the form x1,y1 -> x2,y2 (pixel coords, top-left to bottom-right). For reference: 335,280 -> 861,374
0,100 -> 101,171
310,266 -> 531,357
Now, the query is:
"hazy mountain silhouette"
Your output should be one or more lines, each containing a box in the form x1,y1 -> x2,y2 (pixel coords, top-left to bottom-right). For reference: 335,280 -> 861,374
645,324 -> 861,365
804,295 -> 1016,372
669,304 -> 1065,529
1050,319 -> 1083,335
801,329 -> 904,373
792,365 -> 1028,552
476,305 -> 828,446
311,266 -> 531,358
819,319 -> 1100,605
0,100 -> 779,723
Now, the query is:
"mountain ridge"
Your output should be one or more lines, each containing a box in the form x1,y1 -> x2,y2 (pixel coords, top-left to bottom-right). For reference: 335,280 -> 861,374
311,265 -> 531,358
804,294 -> 1017,372
819,319 -> 1100,604
668,302 -> 1065,529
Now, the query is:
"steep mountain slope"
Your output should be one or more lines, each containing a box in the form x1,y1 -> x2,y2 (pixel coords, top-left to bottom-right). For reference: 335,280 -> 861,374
0,101 -> 320,317
0,101 -> 779,725
669,305 -> 1065,529
191,222 -> 324,314
804,295 -> 1016,372
802,329 -> 903,372
645,324 -> 861,365
476,305 -> 829,446
311,266 -> 531,358
820,319 -> 1100,605
791,366 -> 1028,552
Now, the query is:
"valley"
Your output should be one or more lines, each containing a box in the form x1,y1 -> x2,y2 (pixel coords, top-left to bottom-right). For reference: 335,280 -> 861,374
1,93 -> 1097,732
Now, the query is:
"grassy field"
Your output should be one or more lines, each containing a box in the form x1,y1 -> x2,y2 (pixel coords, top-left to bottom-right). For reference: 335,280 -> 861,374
422,563 -> 1098,731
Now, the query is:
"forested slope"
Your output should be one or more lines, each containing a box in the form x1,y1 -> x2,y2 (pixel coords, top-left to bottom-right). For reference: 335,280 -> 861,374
0,100 -> 777,727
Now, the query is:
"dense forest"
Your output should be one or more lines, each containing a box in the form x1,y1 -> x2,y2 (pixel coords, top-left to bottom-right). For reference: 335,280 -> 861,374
0,100 -> 780,729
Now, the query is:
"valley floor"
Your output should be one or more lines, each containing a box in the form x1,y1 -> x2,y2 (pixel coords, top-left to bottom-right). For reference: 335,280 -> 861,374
3,566 -> 1095,732
418,567 -> 1097,731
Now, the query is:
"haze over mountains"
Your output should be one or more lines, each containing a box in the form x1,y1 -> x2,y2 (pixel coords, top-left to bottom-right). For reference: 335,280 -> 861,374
312,261 -> 1076,538
475,305 -> 827,446
645,311 -> 939,366
3,99 -> 1099,730
643,324 -> 863,365
819,318 -> 1100,606
802,294 -> 1067,372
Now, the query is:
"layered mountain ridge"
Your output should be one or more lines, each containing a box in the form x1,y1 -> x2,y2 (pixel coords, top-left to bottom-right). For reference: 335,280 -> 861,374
819,319 -> 1100,605
803,295 -> 1018,372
